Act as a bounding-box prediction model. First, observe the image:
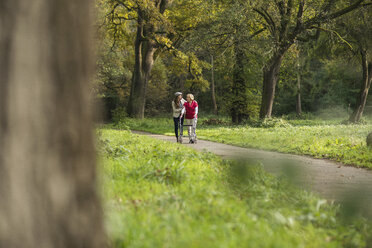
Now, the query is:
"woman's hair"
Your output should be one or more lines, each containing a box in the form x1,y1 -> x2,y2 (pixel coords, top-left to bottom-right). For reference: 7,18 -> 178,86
174,95 -> 181,108
187,94 -> 194,101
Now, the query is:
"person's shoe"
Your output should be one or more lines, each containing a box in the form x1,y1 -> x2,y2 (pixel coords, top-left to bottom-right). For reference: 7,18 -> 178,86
189,140 -> 194,144
176,137 -> 178,142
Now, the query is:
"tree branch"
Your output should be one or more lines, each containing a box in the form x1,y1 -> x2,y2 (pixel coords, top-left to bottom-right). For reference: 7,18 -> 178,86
276,0 -> 285,16
253,8 -> 277,35
310,25 -> 353,50
286,0 -> 293,17
304,0 -> 365,27
116,0 -> 137,12
293,0 -> 305,34
327,0 -> 364,19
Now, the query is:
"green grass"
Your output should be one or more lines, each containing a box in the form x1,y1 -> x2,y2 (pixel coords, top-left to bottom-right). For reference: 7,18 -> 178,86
111,117 -> 372,169
98,128 -> 371,247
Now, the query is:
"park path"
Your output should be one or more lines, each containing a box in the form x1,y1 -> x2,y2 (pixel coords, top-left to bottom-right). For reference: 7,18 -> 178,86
133,131 -> 372,218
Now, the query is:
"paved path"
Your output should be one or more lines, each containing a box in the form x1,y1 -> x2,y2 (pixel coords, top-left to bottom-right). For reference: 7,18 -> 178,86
133,131 -> 372,218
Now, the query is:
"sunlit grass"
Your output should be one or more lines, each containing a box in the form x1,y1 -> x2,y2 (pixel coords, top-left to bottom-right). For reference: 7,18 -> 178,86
99,128 -> 371,247
112,117 -> 372,169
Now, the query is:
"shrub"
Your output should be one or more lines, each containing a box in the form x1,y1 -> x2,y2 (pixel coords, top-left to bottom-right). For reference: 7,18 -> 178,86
112,107 -> 128,124
246,118 -> 292,128
282,112 -> 315,120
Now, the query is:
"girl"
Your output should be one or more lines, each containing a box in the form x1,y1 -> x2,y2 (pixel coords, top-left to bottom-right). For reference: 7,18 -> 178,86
181,94 -> 198,143
172,92 -> 186,142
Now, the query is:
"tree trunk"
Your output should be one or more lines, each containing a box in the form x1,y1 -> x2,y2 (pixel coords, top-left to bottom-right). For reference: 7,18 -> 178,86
231,44 -> 247,124
259,51 -> 286,119
127,1 -> 168,119
0,1 -> 106,247
349,50 -> 372,123
296,57 -> 302,116
211,55 -> 218,115
127,10 -> 156,119
296,88 -> 302,116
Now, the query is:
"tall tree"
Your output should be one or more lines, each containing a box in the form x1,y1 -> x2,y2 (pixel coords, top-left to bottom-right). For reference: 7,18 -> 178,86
253,0 -> 366,118
340,6 -> 372,123
101,0 -> 169,118
231,38 -> 249,123
295,42 -> 304,116
188,0 -> 263,123
103,0 -> 210,118
0,0 -> 105,247
210,54 -> 218,114
127,0 -> 168,118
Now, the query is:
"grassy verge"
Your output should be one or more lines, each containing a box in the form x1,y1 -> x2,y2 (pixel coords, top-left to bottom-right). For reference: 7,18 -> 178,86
111,117 -> 372,169
99,128 -> 370,247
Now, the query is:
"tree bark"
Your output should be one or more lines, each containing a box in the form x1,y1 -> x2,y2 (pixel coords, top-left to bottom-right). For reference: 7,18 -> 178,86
211,54 -> 218,115
349,50 -> 372,123
0,0 -> 106,247
259,50 -> 286,119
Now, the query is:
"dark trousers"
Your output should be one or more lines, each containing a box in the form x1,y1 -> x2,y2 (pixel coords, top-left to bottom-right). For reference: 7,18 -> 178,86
173,116 -> 184,138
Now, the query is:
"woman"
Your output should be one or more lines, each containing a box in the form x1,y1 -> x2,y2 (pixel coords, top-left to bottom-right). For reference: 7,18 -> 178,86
181,93 -> 198,144
172,92 -> 186,142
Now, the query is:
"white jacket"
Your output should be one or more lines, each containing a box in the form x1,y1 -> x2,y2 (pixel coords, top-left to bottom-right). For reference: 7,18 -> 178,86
172,98 -> 186,118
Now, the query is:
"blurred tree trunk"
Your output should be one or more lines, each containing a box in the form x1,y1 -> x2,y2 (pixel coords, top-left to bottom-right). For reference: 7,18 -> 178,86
349,50 -> 372,123
0,0 -> 106,247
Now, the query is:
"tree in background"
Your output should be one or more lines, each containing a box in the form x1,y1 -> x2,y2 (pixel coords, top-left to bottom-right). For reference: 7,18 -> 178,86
99,0 -> 213,118
185,0 -> 264,123
253,0 -> 366,119
0,0 -> 105,247
338,6 -> 372,123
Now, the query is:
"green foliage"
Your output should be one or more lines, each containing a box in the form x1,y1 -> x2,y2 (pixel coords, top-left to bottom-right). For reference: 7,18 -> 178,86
170,51 -> 211,92
282,112 -> 316,120
99,128 -> 371,247
246,118 -> 292,128
111,107 -> 128,126
275,53 -> 363,115
145,59 -> 170,116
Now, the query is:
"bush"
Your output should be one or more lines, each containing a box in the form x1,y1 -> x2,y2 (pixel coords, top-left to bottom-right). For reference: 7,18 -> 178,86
111,107 -> 128,124
246,118 -> 292,128
282,112 -> 315,120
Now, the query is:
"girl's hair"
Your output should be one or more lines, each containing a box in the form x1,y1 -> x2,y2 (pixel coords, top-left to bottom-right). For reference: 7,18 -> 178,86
187,94 -> 194,101
174,96 -> 181,108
